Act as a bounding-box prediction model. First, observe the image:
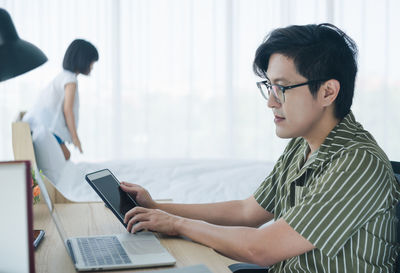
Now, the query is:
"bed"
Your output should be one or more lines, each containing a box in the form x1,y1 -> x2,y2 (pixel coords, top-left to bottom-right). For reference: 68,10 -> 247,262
12,121 -> 274,204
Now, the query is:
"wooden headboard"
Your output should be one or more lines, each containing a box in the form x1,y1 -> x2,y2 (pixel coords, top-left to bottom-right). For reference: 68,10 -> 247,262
12,121 -> 72,203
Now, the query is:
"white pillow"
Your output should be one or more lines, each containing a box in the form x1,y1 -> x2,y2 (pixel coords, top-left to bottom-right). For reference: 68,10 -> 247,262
32,126 -> 66,184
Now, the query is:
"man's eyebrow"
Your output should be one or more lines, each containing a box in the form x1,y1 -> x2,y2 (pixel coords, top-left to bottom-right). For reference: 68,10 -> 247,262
267,76 -> 291,85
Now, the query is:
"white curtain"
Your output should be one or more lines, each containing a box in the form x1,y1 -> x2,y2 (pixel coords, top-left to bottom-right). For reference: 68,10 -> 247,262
1,0 -> 399,162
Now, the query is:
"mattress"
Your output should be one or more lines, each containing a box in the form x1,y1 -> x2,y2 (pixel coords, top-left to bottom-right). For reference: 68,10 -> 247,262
52,159 -> 274,203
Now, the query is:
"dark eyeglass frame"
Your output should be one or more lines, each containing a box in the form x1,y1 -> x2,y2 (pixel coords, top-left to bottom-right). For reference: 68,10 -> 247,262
256,79 -> 327,104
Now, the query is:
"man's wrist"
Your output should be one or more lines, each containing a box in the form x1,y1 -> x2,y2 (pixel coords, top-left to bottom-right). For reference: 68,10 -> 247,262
153,201 -> 163,210
173,216 -> 186,235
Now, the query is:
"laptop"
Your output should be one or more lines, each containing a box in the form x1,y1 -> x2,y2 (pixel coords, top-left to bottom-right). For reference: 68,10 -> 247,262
0,161 -> 35,273
35,165 -> 176,271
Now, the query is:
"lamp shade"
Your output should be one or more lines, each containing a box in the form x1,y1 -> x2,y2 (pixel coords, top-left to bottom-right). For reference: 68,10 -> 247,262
0,8 -> 47,82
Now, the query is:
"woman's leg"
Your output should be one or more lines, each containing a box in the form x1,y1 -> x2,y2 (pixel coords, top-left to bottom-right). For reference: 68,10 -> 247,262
53,133 -> 70,160
60,143 -> 70,160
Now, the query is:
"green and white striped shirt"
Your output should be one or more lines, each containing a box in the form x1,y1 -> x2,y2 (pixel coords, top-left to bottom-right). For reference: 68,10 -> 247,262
254,112 -> 400,272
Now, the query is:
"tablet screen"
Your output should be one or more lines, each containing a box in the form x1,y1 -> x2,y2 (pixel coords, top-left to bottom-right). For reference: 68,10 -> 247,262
86,169 -> 137,224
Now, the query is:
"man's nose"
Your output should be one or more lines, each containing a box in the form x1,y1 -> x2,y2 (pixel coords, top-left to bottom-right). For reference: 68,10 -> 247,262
267,94 -> 281,108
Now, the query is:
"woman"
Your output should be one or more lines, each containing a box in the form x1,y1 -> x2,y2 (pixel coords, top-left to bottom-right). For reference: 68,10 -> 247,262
24,39 -> 99,160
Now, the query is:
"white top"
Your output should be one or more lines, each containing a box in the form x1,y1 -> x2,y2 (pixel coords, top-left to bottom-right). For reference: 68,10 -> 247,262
24,70 -> 79,143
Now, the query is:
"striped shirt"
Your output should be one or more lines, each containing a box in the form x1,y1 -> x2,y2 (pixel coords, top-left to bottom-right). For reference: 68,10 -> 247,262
254,112 -> 400,272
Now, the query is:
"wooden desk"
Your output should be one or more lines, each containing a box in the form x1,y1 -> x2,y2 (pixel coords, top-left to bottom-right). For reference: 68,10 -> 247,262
33,203 -> 237,273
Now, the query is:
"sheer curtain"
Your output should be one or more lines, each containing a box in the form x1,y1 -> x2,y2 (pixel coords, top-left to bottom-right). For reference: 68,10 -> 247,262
0,0 -> 399,162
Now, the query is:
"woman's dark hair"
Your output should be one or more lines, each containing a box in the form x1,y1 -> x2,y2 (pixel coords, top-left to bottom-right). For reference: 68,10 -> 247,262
62,39 -> 99,75
253,23 -> 358,119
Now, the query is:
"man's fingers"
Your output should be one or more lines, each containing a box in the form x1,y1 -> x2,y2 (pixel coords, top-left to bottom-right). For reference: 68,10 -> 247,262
120,182 -> 141,188
124,207 -> 149,224
125,208 -> 153,232
127,214 -> 150,232
131,222 -> 148,234
120,184 -> 140,192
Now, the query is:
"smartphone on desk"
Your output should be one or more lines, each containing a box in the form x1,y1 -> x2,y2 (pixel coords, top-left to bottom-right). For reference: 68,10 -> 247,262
85,169 -> 138,227
33,229 -> 45,249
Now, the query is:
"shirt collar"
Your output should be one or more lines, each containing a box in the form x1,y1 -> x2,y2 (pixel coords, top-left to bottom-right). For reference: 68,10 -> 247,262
305,111 -> 359,170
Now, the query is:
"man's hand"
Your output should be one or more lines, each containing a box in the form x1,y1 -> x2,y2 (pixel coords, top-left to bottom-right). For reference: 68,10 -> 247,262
124,207 -> 182,236
120,182 -> 157,209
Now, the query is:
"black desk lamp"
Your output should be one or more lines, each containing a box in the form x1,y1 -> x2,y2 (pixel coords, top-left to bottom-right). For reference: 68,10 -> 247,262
0,8 -> 47,273
0,8 -> 47,82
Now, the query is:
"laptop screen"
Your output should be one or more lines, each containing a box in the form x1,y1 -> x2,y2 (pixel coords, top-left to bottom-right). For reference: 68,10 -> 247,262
0,161 -> 35,273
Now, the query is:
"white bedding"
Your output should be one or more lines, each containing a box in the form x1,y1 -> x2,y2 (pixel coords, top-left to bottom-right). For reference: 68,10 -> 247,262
50,159 -> 274,203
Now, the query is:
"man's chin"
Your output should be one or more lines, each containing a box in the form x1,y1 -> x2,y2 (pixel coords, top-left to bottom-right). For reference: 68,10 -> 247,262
275,128 -> 294,139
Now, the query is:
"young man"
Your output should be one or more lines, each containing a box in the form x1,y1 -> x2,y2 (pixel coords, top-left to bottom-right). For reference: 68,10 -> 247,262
121,24 -> 400,272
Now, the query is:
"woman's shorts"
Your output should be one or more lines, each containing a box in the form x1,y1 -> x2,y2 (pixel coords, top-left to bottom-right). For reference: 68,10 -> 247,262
53,133 -> 65,145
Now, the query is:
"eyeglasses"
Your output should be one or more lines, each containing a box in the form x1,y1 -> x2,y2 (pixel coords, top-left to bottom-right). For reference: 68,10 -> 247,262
256,79 -> 326,104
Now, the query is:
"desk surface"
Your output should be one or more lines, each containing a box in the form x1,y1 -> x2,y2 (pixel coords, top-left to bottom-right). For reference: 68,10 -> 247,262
33,203 -> 237,273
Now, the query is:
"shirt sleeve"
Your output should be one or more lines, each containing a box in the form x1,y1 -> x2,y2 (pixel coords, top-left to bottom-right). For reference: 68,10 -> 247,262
61,72 -> 77,89
253,159 -> 282,214
254,138 -> 301,214
283,148 -> 394,259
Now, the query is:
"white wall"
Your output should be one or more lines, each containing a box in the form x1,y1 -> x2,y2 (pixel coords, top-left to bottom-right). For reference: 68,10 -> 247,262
1,0 -> 399,162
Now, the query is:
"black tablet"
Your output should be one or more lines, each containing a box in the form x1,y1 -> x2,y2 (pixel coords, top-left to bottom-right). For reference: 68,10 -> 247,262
85,169 -> 138,227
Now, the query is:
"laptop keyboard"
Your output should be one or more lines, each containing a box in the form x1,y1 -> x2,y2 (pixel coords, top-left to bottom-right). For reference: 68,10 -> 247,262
77,236 -> 132,267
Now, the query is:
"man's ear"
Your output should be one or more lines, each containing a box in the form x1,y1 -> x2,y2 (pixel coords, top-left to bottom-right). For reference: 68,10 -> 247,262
319,79 -> 340,107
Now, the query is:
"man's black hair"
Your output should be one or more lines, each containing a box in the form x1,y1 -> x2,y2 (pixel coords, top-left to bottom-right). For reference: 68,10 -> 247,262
253,23 -> 358,119
63,39 -> 99,75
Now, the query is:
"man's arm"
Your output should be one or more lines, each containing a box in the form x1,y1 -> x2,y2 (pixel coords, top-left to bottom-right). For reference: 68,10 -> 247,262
125,208 -> 315,266
157,197 -> 273,227
120,182 -> 273,227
